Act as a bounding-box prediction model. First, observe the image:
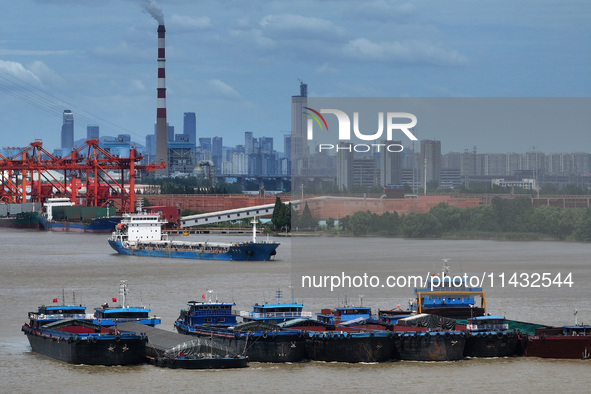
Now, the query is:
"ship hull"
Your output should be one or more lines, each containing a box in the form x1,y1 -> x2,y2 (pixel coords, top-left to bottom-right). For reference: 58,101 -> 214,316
395,331 -> 466,361
0,212 -> 40,229
464,331 -> 523,358
305,331 -> 400,363
22,325 -> 147,365
147,355 -> 248,369
39,216 -> 121,233
525,336 -> 591,359
175,326 -> 306,362
109,240 -> 279,261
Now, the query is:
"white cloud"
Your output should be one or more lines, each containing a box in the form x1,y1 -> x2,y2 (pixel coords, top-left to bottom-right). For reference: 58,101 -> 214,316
130,79 -> 146,92
316,63 -> 338,74
259,13 -> 347,41
207,79 -> 242,100
0,60 -> 42,85
342,38 -> 469,66
170,15 -> 212,30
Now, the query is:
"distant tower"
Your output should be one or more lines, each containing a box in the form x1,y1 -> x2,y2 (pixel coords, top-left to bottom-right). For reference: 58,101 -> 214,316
212,136 -> 223,174
155,24 -> 168,175
336,143 -> 354,191
420,140 -> 442,187
183,112 -> 196,146
87,125 -> 99,140
61,110 -> 74,149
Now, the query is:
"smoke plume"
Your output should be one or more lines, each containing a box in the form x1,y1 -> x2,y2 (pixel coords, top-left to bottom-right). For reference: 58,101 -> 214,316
142,0 -> 164,24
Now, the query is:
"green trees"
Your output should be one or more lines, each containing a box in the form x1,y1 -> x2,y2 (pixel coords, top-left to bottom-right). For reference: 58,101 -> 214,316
461,205 -> 501,232
271,197 -> 291,232
402,213 -> 442,238
327,198 -> 590,241
573,209 -> 591,241
298,202 -> 318,230
430,202 -> 462,232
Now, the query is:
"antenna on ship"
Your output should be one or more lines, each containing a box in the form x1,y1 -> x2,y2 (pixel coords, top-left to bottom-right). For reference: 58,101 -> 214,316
251,217 -> 257,243
120,280 -> 128,308
62,288 -> 65,306
276,288 -> 283,303
575,309 -> 578,326
442,258 -> 450,274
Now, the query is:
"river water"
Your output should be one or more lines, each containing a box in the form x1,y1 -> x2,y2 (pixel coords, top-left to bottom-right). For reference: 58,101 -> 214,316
1,228 -> 590,393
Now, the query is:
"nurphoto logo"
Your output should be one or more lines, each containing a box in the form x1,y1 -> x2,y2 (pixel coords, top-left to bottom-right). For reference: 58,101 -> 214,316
304,108 -> 418,153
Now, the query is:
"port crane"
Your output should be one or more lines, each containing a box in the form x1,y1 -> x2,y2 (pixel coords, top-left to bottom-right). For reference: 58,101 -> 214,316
0,139 -> 165,213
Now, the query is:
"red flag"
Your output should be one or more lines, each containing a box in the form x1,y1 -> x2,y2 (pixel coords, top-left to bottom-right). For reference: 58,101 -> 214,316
53,298 -> 58,303
112,297 -> 117,302
202,294 -> 206,299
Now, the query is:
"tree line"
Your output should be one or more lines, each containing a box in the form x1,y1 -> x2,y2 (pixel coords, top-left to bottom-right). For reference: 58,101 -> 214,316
334,197 -> 591,241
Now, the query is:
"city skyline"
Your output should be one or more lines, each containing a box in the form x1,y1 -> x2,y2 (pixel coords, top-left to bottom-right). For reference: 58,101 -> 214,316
0,1 -> 590,153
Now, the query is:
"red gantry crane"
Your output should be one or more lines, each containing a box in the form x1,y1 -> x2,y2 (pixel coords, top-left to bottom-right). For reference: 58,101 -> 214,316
0,140 -> 165,213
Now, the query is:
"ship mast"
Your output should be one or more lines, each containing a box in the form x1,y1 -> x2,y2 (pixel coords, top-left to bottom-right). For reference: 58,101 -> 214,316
120,280 -> 128,308
251,217 -> 257,243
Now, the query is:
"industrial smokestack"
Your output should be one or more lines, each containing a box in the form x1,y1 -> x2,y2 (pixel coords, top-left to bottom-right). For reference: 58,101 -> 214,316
143,1 -> 168,175
155,23 -> 168,175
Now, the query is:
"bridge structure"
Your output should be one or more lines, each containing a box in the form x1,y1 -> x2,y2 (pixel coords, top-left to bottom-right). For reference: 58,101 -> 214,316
179,200 -> 300,228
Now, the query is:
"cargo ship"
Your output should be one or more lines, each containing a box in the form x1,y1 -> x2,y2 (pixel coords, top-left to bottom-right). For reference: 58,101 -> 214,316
525,325 -> 591,359
380,259 -> 486,320
0,203 -> 41,229
108,212 -> 279,261
22,318 -> 147,365
463,315 -> 524,358
38,198 -> 121,233
174,296 -> 306,362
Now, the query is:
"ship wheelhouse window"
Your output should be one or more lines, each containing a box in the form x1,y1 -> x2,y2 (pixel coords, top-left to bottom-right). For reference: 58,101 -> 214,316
205,317 -> 212,323
218,317 -> 225,322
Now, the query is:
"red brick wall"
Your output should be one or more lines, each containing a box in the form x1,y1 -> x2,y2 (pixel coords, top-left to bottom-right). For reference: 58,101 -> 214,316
302,196 -> 483,219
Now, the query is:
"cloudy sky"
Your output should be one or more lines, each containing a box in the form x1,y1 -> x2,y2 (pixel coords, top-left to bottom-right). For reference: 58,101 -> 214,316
0,0 -> 589,154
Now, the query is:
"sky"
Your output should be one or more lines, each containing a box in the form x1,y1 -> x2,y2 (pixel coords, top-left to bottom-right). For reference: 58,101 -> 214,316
0,0 -> 589,154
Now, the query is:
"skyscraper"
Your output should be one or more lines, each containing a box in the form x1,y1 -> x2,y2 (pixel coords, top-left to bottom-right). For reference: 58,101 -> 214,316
336,143 -> 354,191
290,82 -> 308,161
420,139 -> 442,188
61,110 -> 74,149
380,140 -> 403,186
183,112 -> 196,146
245,132 -> 254,155
87,125 -> 99,140
212,136 -> 223,174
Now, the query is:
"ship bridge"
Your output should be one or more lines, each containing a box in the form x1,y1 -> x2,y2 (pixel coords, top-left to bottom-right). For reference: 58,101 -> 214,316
179,200 -> 300,228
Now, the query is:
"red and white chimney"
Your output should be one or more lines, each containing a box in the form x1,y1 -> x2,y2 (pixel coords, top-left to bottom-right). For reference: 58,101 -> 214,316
155,24 -> 168,175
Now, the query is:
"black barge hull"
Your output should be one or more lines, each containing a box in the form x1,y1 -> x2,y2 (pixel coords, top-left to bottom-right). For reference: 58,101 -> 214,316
176,326 -> 306,363
464,331 -> 524,358
395,331 -> 466,361
306,332 -> 400,363
24,330 -> 146,365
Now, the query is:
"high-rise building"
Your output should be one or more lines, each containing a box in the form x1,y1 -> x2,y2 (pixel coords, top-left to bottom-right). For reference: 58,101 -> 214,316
379,140 -> 402,186
183,112 -> 197,146
167,123 -> 174,142
61,110 -> 74,149
245,132 -> 254,155
145,134 -> 157,158
87,125 -> 99,140
212,136 -> 223,174
336,143 -> 354,191
420,139 -> 442,187
284,133 -> 291,161
199,137 -> 212,152
290,82 -> 308,162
